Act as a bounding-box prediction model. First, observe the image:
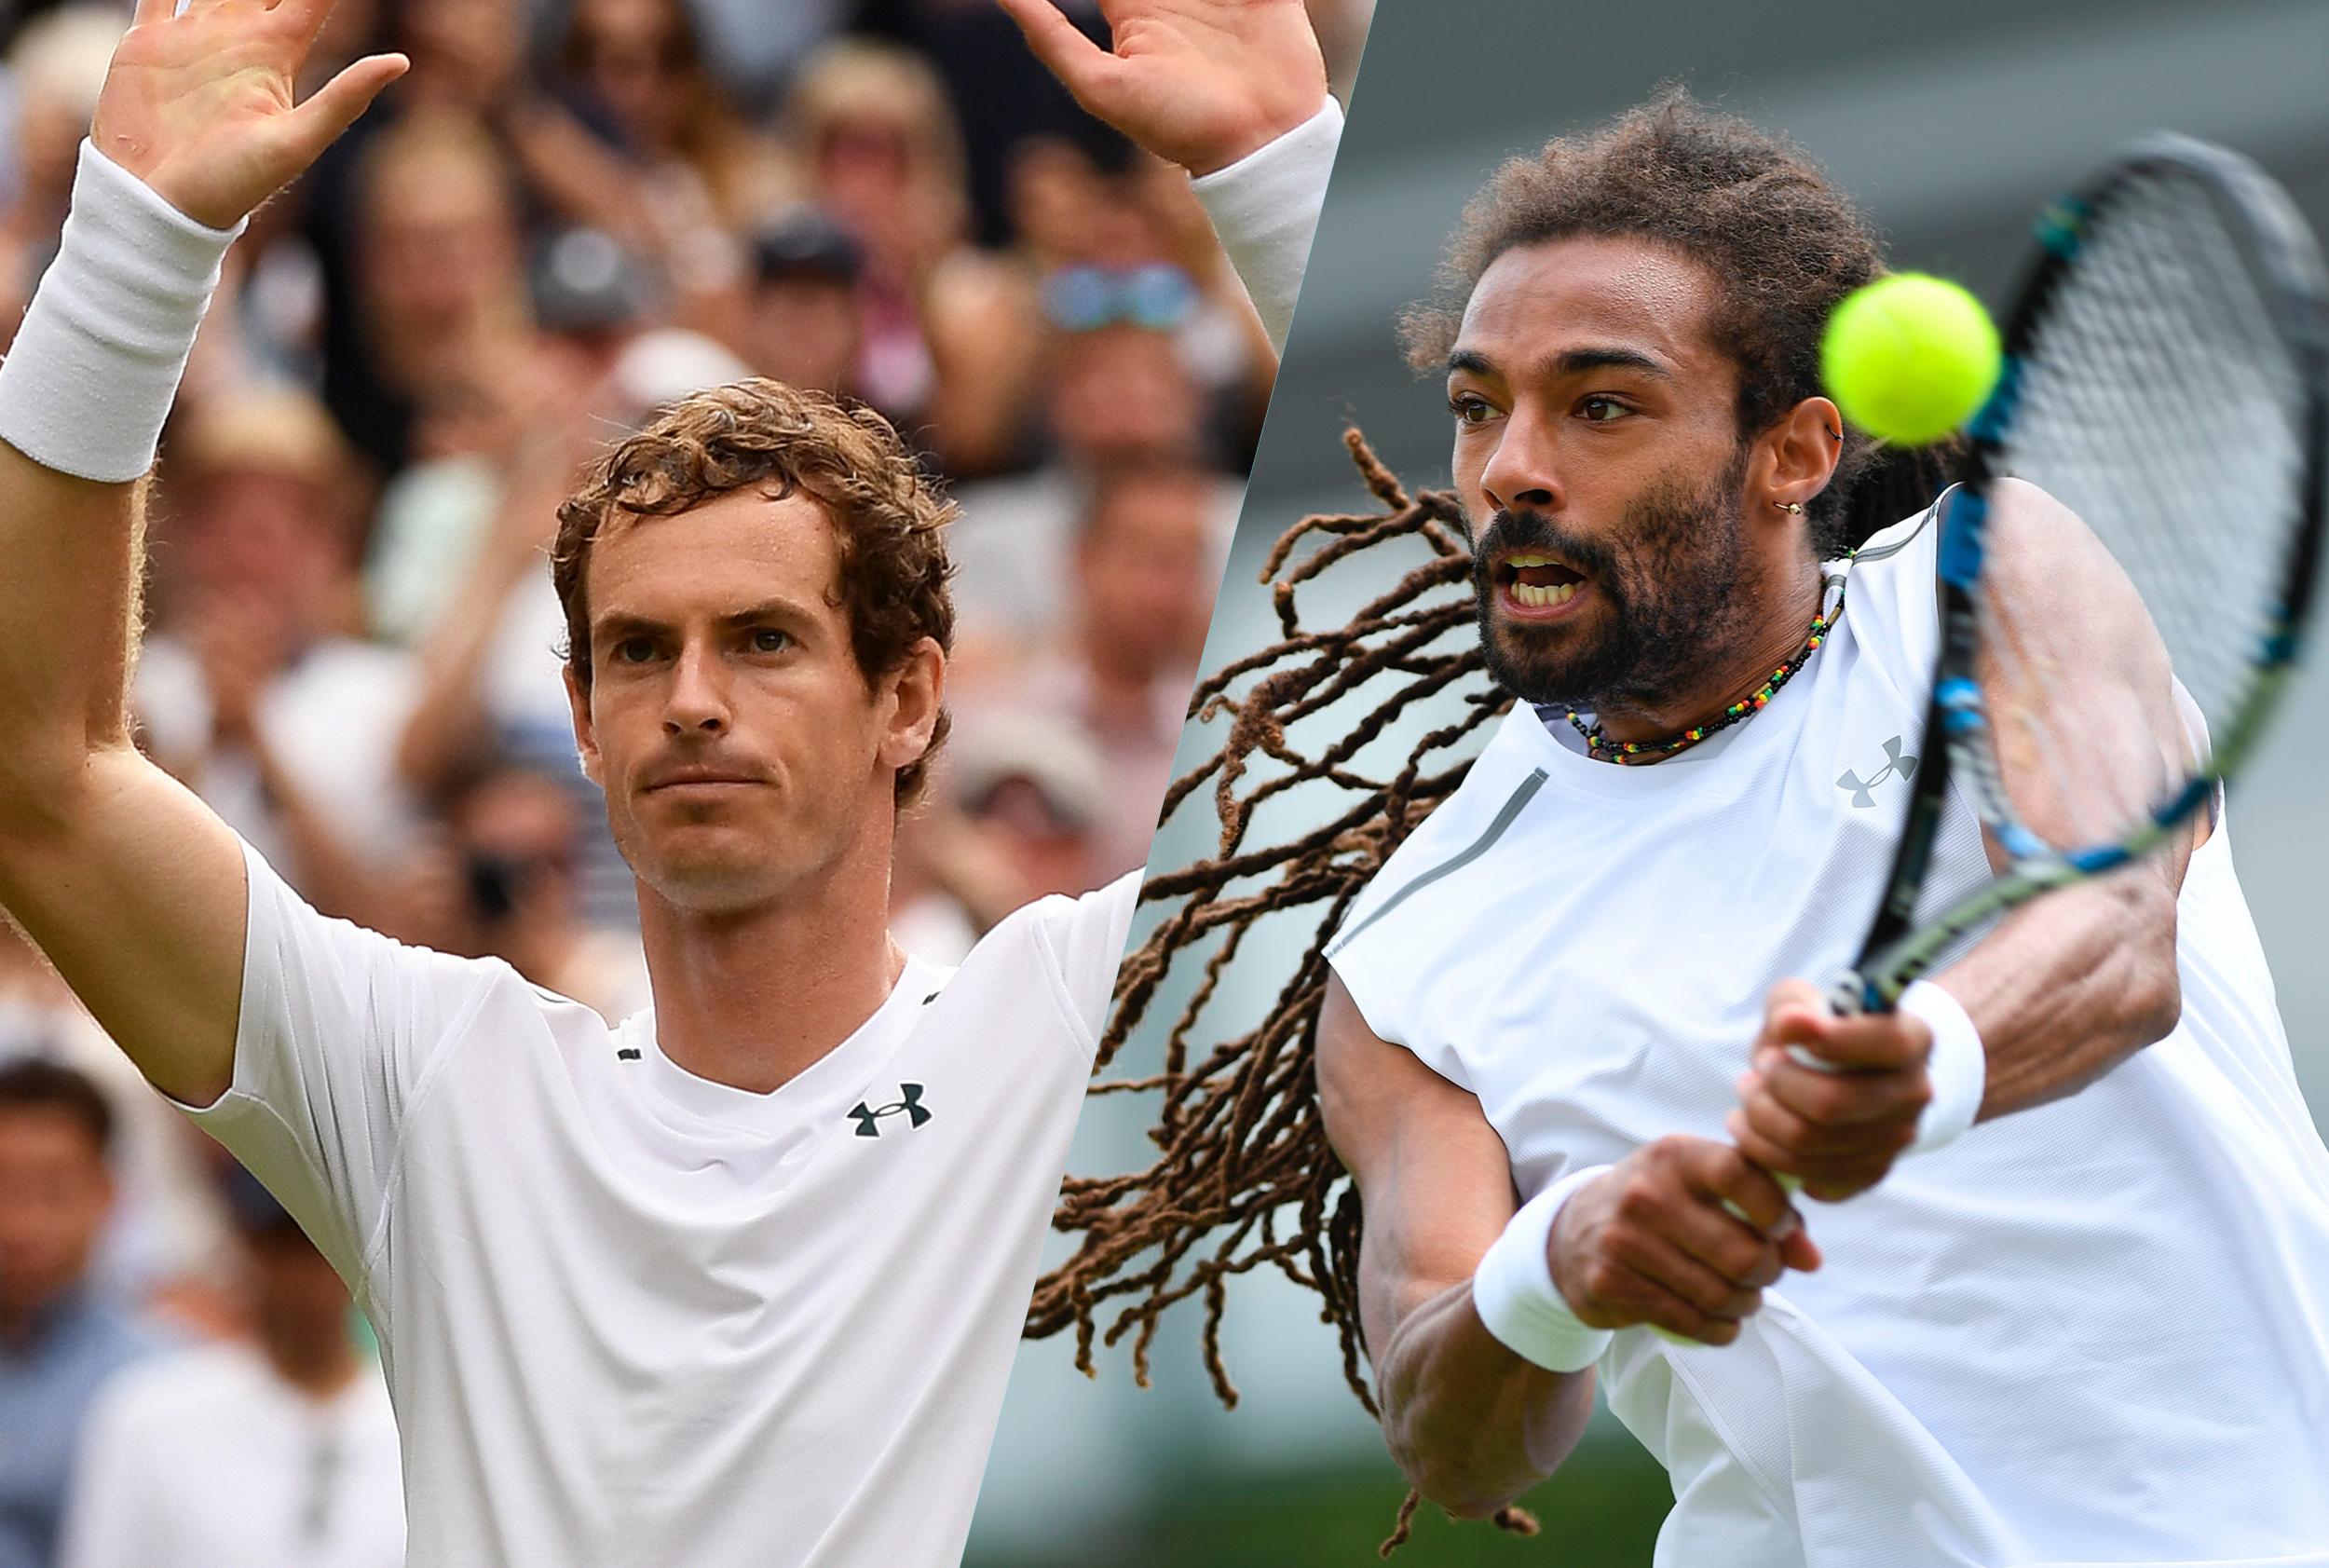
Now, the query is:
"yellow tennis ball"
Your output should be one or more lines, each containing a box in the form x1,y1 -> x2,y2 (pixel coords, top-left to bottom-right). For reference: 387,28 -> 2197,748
1820,273 -> 2002,445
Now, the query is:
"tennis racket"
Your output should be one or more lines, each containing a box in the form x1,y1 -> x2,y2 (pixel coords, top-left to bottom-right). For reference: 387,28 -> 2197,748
1831,131 -> 2329,1019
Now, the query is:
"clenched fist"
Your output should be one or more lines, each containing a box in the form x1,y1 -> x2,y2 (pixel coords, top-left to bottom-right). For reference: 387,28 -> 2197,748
1728,979 -> 1935,1203
1551,1135 -> 1821,1347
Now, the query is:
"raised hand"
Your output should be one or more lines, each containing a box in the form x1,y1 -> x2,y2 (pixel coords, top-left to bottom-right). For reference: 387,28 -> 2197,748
1727,979 -> 1935,1203
92,0 -> 406,229
1551,1136 -> 1820,1347
997,0 -> 1327,175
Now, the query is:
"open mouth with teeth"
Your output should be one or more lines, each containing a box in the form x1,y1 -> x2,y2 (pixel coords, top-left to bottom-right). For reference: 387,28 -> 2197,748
1495,552 -> 1588,615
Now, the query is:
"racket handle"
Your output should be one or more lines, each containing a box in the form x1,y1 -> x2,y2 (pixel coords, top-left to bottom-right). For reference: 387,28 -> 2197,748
1825,968 -> 1872,1017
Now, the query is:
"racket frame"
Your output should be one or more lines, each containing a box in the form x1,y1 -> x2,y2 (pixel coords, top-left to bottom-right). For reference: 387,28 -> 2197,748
1833,132 -> 2329,1016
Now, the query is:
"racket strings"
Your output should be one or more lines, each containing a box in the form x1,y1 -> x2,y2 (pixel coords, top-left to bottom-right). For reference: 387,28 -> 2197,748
1982,163 -> 2306,848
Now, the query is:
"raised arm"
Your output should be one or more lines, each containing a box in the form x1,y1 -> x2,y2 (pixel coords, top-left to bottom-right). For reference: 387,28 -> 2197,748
997,0 -> 1337,353
0,0 -> 403,1108
1319,975 -> 1814,1518
1733,478 -> 2196,1197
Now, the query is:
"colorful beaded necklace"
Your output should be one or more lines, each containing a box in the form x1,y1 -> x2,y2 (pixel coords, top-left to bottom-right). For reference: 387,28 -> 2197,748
1560,550 -> 1856,765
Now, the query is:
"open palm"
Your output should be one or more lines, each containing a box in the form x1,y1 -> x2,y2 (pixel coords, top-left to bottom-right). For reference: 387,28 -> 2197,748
999,0 -> 1326,175
92,0 -> 405,230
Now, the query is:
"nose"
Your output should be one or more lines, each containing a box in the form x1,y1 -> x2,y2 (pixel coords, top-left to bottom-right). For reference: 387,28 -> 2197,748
661,643 -> 730,735
1478,410 -> 1564,516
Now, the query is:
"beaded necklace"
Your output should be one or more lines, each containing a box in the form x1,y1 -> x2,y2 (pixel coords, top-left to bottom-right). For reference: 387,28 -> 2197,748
1560,549 -> 1855,765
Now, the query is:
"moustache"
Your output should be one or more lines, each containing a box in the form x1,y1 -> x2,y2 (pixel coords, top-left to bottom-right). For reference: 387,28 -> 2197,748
1471,510 -> 1623,585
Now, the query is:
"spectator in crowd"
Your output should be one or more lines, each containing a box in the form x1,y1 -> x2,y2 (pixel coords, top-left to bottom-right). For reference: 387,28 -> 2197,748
742,203 -> 865,400
949,321 -> 1243,660
58,1168 -> 402,1568
783,35 -> 1038,460
949,713 -> 1109,904
969,462 -> 1218,878
888,713 -> 1111,965
0,1060 -> 160,1568
554,0 -> 786,237
1,929 -> 231,1331
131,390 -> 422,933
0,6 -> 116,348
422,757 -> 651,1024
347,109 -> 549,470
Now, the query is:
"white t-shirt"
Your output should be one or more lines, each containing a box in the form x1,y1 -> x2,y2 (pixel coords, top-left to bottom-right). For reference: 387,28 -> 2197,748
1327,505 -> 2329,1568
183,840 -> 1137,1567
58,1343 -> 404,1568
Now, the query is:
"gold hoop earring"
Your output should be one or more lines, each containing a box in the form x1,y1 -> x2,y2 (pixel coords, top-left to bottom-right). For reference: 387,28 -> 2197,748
1776,501 -> 1805,515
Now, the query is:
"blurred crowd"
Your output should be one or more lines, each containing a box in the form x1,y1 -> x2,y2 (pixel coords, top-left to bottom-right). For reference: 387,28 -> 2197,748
0,1 -> 1273,1562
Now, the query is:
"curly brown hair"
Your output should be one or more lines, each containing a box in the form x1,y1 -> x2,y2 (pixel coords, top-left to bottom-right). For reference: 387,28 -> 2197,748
552,379 -> 956,805
1398,84 -> 1951,555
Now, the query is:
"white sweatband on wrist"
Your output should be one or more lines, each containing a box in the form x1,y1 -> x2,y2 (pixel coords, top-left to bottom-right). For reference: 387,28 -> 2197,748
0,140 -> 244,483
1471,1163 -> 1614,1374
1900,979 -> 1987,1156
1189,96 -> 1342,355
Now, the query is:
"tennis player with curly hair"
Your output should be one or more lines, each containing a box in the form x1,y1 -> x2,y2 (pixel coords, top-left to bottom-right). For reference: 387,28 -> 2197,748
0,0 -> 1337,1563
1038,89 -> 2329,1567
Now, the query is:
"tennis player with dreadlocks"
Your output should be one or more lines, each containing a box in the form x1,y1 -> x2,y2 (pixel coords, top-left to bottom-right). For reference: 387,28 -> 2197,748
1042,91 -> 2329,1567
0,1 -> 1337,1564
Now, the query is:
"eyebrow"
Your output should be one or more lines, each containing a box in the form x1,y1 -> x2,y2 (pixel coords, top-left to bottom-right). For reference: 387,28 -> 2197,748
1446,345 -> 1673,381
592,600 -> 810,645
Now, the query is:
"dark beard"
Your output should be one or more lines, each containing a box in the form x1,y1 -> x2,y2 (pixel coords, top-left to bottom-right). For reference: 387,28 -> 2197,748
1471,454 -> 1758,712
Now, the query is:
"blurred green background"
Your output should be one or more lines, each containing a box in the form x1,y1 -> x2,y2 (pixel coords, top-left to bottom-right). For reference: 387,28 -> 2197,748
968,1 -> 2329,1563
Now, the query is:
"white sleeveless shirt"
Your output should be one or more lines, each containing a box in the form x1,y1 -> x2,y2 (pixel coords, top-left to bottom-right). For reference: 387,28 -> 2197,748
1326,504 -> 2329,1567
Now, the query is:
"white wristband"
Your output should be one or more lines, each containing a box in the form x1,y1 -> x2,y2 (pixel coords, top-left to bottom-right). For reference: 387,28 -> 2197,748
1189,96 -> 1342,355
0,141 -> 244,483
1471,1163 -> 1614,1374
1900,980 -> 1987,1156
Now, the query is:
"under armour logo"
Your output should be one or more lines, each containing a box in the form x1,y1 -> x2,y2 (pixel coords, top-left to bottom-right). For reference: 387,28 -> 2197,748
1838,736 -> 1918,808
849,1084 -> 932,1138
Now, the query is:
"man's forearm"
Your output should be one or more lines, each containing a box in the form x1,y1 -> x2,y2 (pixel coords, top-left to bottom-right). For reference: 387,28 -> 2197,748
0,148 -> 238,813
1940,867 -> 2183,1121
0,457 -> 145,812
1377,1279 -> 1596,1518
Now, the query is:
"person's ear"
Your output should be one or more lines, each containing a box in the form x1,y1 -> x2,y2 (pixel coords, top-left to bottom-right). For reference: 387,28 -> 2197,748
564,665 -> 604,789
877,637 -> 946,782
1758,396 -> 1844,518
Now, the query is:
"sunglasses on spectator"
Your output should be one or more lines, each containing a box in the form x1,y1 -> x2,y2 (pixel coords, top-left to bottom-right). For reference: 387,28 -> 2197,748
1041,264 -> 1197,333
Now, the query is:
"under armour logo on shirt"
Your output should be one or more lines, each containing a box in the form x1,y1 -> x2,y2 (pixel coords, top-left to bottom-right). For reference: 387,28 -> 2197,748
1838,735 -> 1918,808
849,1084 -> 932,1138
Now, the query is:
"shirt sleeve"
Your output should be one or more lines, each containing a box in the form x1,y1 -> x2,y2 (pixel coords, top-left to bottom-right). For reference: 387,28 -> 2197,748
1189,97 -> 1342,355
174,839 -> 495,1286
1025,871 -> 1140,1055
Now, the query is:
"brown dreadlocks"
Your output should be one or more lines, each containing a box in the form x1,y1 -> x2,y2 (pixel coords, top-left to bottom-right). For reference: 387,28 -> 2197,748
1028,429 -> 1519,1552
1028,87 -> 1954,1552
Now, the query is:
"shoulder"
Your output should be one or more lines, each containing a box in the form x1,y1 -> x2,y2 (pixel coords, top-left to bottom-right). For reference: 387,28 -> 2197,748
1831,489 -> 1951,672
959,872 -> 1139,1054
982,872 -> 1137,956
239,839 -> 495,1002
1327,705 -> 1546,963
